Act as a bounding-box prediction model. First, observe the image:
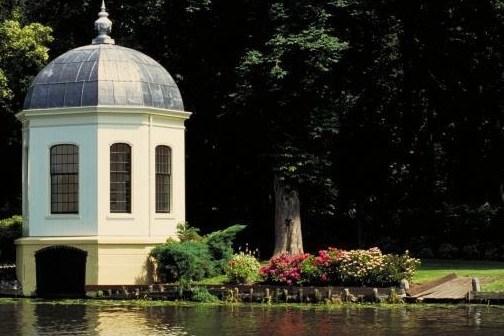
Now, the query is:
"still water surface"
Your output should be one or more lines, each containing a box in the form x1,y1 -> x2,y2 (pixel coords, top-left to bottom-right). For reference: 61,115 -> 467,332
1,299 -> 504,335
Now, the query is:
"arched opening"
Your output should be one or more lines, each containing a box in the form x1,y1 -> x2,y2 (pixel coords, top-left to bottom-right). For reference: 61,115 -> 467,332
35,246 -> 87,297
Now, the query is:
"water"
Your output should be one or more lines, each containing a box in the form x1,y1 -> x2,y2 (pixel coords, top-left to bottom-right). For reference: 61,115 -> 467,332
1,299 -> 504,335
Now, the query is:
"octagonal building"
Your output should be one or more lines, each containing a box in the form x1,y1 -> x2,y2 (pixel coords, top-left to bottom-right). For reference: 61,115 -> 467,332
16,2 -> 191,296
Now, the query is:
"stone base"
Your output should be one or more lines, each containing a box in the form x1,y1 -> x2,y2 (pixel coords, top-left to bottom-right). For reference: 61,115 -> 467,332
15,236 -> 165,297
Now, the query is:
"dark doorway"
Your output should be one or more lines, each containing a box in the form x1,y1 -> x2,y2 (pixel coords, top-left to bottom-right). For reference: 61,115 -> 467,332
35,246 -> 87,297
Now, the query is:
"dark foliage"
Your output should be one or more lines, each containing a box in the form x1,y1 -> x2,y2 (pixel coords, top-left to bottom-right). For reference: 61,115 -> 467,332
204,224 -> 247,273
0,215 -> 22,263
1,1 -> 504,256
151,224 -> 246,282
150,241 -> 213,282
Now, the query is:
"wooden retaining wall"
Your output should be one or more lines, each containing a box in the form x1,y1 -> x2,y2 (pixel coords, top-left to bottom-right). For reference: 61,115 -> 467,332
84,284 -> 399,303
467,291 -> 504,304
3,266 -> 504,303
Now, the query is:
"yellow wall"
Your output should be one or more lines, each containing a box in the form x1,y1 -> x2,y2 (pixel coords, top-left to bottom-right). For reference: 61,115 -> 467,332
16,237 -> 164,297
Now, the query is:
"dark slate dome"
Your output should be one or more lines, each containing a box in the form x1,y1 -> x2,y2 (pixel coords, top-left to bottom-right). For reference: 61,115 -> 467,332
23,2 -> 184,111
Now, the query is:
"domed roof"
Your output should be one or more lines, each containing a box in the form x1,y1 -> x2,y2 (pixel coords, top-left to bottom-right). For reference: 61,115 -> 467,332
23,2 -> 184,111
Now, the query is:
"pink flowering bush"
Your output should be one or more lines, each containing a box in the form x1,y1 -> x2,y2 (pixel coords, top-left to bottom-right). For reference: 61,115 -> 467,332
298,247 -> 346,285
313,247 -> 346,284
259,253 -> 310,285
260,247 -> 420,287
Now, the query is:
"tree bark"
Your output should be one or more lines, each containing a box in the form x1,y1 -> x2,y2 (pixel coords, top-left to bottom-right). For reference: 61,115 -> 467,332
273,174 -> 304,257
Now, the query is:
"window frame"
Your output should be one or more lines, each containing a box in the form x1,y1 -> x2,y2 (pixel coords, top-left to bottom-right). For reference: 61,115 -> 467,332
110,142 -> 132,214
50,144 -> 79,214
155,145 -> 172,214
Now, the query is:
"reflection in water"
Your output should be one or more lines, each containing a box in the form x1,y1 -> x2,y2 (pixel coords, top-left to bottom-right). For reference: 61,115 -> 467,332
95,307 -> 189,336
1,300 -> 504,336
35,303 -> 88,335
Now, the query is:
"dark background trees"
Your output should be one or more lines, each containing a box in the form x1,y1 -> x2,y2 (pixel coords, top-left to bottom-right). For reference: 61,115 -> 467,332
0,2 -> 52,216
2,0 -> 504,258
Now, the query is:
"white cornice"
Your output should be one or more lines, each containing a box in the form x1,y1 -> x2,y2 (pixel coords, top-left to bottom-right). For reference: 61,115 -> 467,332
16,105 -> 192,122
15,236 -> 168,245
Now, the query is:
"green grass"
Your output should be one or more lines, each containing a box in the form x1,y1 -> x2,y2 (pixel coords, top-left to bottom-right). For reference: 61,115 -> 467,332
414,259 -> 504,292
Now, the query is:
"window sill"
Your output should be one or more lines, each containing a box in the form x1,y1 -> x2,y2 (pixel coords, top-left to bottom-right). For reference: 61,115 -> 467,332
107,213 -> 135,220
154,213 -> 175,220
45,214 -> 81,220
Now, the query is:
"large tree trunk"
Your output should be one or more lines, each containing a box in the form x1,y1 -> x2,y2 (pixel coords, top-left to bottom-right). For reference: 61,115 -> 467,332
273,174 -> 304,257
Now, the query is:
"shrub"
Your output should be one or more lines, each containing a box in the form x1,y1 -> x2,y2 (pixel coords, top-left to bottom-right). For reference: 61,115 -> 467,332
151,224 -> 246,282
176,222 -> 202,242
339,247 -> 385,286
313,247 -> 346,284
204,224 -> 246,273
380,251 -> 421,286
225,252 -> 261,284
260,247 -> 421,287
0,265 -> 16,281
150,241 -> 214,282
386,288 -> 404,304
190,287 -> 219,302
299,255 -> 323,284
0,215 -> 22,263
260,253 -> 310,285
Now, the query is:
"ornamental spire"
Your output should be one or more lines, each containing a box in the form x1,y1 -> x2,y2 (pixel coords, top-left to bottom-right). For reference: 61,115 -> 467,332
92,0 -> 115,45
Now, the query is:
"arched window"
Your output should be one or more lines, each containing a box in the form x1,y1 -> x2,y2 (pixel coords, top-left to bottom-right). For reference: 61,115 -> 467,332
50,144 -> 79,214
110,143 -> 131,213
155,145 -> 171,213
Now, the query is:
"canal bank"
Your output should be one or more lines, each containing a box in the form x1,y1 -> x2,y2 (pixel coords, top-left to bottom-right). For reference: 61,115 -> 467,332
3,262 -> 504,304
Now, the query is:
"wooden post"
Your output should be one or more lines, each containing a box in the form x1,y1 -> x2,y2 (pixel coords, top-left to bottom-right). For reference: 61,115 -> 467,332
400,279 -> 410,291
265,288 -> 271,304
343,288 -> 354,302
234,287 -> 240,301
472,278 -> 481,292
372,288 -> 380,302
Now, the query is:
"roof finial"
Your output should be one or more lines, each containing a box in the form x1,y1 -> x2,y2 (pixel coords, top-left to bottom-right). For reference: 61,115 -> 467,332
92,0 -> 115,45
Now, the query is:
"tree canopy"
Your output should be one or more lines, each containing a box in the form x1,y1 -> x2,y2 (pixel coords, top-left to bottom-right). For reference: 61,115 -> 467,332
0,5 -> 52,216
2,0 -> 504,257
